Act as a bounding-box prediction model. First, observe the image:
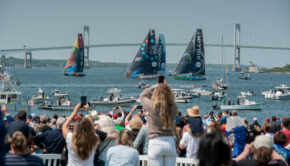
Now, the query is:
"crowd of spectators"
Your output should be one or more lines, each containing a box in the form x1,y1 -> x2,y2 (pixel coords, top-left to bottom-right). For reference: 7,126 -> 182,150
0,81 -> 289,166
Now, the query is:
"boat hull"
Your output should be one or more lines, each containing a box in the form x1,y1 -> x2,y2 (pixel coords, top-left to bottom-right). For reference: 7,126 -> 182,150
220,103 -> 262,110
64,73 -> 85,77
90,99 -> 136,107
276,94 -> 290,100
173,75 -> 206,80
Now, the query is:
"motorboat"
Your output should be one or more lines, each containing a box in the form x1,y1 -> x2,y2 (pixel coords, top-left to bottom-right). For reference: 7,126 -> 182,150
89,96 -> 136,107
240,91 -> 255,96
136,81 -> 150,89
31,88 -> 50,104
38,94 -> 74,111
274,84 -> 290,100
52,90 -> 69,97
190,87 -> 211,96
107,88 -> 122,94
212,78 -> 228,90
175,98 -> 191,103
210,91 -> 227,101
239,73 -> 250,80
172,89 -> 193,100
262,84 -> 290,100
220,96 -> 262,110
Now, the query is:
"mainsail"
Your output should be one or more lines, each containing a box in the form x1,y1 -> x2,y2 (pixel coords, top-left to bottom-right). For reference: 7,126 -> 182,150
127,29 -> 158,78
174,29 -> 205,80
64,34 -> 85,76
157,34 -> 166,75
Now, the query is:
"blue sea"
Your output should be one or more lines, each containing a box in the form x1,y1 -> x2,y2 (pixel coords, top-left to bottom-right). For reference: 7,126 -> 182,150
7,67 -> 290,123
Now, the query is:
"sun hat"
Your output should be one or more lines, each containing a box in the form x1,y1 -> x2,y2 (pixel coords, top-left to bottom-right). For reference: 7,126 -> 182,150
129,117 -> 143,130
187,106 -> 200,117
253,135 -> 273,149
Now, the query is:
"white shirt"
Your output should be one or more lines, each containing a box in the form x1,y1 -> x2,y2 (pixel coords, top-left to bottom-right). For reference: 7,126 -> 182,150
66,132 -> 96,166
180,132 -> 200,159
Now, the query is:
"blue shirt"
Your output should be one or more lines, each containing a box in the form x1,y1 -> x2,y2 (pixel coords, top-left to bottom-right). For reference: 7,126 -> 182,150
5,153 -> 44,166
106,145 -> 139,166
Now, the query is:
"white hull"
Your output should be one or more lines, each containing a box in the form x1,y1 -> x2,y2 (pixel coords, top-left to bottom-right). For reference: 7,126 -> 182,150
220,103 -> 262,110
31,97 -> 50,104
90,98 -> 136,107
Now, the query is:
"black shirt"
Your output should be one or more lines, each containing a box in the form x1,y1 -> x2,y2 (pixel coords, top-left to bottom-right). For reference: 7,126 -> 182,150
32,129 -> 65,154
237,158 -> 286,166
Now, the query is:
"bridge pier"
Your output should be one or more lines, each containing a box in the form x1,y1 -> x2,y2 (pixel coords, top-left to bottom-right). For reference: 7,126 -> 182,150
232,23 -> 241,72
24,51 -> 32,68
0,55 -> 5,67
83,26 -> 90,69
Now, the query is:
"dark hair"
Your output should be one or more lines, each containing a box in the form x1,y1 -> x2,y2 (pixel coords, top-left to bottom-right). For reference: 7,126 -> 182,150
282,118 -> 290,129
117,112 -> 122,117
197,132 -> 231,166
253,147 -> 272,164
263,124 -> 271,133
53,113 -> 58,120
17,111 -> 27,121
274,131 -> 287,145
177,111 -> 182,116
272,116 -> 276,121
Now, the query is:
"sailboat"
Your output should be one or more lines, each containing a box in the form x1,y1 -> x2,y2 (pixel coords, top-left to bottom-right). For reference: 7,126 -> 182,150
64,34 -> 85,76
212,36 -> 228,90
173,29 -> 206,80
157,34 -> 166,75
127,29 -> 159,79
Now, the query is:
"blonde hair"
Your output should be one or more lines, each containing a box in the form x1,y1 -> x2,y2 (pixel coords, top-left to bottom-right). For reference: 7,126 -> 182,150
7,131 -> 28,153
118,129 -> 133,146
129,117 -> 143,130
72,118 -> 99,160
153,84 -> 175,130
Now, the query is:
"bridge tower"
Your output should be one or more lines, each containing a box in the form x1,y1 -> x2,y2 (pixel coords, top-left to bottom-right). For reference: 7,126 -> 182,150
24,51 -> 32,68
0,55 -> 5,67
83,26 -> 90,69
232,23 -> 241,72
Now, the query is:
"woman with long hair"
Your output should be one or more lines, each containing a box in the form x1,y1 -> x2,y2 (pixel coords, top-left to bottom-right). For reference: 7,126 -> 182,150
5,131 -> 44,166
62,103 -> 99,166
139,82 -> 178,166
106,129 -> 139,166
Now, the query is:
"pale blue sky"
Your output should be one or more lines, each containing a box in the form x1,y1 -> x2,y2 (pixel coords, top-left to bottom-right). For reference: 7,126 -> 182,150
0,0 -> 289,67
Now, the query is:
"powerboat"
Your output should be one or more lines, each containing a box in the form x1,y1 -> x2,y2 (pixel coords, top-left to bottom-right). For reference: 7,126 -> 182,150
136,81 -> 150,89
220,96 -> 262,110
212,78 -> 228,90
210,91 -> 227,101
38,94 -> 74,111
31,88 -> 50,104
240,91 -> 255,96
262,84 -> 290,100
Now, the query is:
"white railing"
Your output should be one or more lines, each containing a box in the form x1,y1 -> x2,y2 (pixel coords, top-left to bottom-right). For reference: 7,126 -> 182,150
35,154 -> 199,166
34,154 -> 61,166
139,155 -> 199,166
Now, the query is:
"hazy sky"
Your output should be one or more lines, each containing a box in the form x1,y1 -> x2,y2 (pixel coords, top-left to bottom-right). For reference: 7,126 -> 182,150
1,0 -> 289,67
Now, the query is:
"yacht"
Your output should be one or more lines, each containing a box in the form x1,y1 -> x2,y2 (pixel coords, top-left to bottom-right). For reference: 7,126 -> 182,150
220,96 -> 262,110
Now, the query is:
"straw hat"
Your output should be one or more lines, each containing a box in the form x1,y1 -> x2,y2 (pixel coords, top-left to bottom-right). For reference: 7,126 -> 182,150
187,106 -> 200,117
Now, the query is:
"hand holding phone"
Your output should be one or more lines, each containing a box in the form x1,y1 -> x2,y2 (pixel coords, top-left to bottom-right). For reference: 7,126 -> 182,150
137,105 -> 143,109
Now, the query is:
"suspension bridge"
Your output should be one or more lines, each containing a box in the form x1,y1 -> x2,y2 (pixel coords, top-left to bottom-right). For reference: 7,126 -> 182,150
0,24 -> 289,71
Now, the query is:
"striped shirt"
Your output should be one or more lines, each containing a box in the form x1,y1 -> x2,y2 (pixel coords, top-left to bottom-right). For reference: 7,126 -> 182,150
5,153 -> 44,166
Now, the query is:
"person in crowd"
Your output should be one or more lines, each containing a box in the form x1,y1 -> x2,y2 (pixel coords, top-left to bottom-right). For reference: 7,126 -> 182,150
93,115 -> 119,165
1,104 -> 14,126
277,117 -> 281,124
106,129 -> 139,166
251,118 -> 262,140
262,117 -> 271,131
235,135 -> 287,166
207,120 -> 221,134
134,124 -> 149,155
250,118 -> 261,131
197,132 -> 232,166
263,123 -> 274,141
39,115 -> 52,133
270,116 -> 282,134
219,110 -> 229,125
273,131 -> 290,164
226,110 -> 247,157
0,111 -> 6,165
179,106 -> 203,159
139,82 -> 178,166
114,120 -> 125,132
32,117 -> 66,154
5,131 -> 44,166
281,117 -> 290,150
126,117 -> 143,141
49,118 -> 57,130
14,111 -> 36,137
205,111 -> 217,126
62,103 -> 99,166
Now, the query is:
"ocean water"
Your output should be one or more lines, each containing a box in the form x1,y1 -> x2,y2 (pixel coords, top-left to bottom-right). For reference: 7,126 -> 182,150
7,67 -> 290,123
